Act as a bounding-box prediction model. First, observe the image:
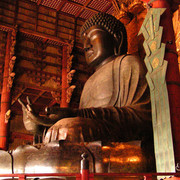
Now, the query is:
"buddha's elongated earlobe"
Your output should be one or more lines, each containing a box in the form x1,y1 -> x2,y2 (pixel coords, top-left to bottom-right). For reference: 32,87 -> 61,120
113,39 -> 118,55
114,31 -> 123,56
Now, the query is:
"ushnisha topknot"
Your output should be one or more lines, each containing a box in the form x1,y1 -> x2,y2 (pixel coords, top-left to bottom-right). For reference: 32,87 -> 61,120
80,12 -> 127,54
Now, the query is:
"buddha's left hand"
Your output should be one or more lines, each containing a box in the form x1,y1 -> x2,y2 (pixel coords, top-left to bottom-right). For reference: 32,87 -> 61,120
43,117 -> 96,143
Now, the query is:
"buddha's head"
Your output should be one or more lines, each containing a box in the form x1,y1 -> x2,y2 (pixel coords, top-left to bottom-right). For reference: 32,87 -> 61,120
80,13 -> 127,67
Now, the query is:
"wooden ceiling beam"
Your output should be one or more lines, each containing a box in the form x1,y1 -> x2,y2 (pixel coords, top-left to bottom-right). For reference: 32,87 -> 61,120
103,3 -> 113,13
20,67 -> 61,79
20,27 -> 70,46
37,0 -> 43,6
68,0 -> 91,8
57,0 -> 99,16
30,90 -> 46,104
57,0 -> 68,12
55,11 -> 59,37
35,5 -> 39,32
67,0 -> 99,14
11,87 -> 27,106
18,55 -> 62,67
22,91 -> 51,99
43,38 -> 48,43
15,81 -> 58,92
73,18 -> 77,42
112,0 -> 121,12
14,0 -> 19,25
0,24 -> 14,32
75,0 -> 92,18
0,24 -> 70,46
47,99 -> 57,107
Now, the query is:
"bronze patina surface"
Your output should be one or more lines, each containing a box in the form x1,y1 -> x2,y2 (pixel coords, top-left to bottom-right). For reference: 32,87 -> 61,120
18,12 -> 155,173
0,141 -> 154,174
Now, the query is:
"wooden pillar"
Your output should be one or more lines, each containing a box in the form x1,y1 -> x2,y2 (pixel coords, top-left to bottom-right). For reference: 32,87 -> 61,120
0,32 -> 12,150
143,0 -> 180,167
60,46 -> 68,107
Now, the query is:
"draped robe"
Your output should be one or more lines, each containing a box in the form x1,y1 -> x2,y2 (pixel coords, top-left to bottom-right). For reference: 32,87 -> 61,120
44,55 -> 152,143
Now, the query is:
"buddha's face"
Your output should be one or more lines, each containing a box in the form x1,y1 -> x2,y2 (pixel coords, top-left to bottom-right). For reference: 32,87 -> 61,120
82,25 -> 115,67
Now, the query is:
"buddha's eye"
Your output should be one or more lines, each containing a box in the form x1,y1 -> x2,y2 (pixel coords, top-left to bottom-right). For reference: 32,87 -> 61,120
84,45 -> 93,52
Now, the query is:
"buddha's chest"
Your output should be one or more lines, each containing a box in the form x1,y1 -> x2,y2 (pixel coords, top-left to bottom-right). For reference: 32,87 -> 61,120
79,62 -> 114,108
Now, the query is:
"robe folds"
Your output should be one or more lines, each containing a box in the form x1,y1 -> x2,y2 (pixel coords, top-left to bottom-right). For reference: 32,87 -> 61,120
44,55 -> 153,143
78,55 -> 152,142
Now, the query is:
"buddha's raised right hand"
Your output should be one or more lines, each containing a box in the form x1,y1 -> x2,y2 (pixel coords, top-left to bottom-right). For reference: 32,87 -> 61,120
18,96 -> 43,135
18,96 -> 78,135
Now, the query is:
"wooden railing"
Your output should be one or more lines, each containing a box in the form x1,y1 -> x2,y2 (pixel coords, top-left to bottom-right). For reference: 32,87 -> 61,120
0,172 -> 180,180
0,153 -> 179,180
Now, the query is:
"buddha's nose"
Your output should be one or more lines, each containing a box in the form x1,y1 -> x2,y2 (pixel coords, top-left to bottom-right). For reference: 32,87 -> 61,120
83,38 -> 91,50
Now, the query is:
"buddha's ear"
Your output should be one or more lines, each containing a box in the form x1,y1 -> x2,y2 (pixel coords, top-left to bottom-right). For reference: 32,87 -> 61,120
114,31 -> 123,55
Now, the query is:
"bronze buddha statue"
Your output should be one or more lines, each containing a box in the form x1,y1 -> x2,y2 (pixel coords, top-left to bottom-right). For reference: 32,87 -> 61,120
19,12 -> 153,146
